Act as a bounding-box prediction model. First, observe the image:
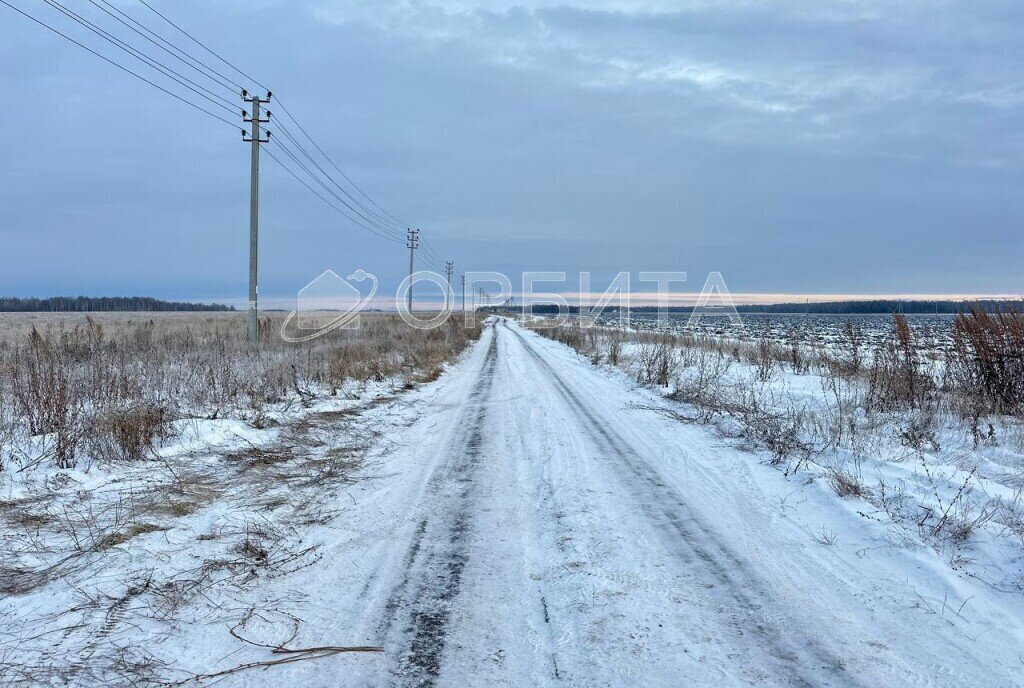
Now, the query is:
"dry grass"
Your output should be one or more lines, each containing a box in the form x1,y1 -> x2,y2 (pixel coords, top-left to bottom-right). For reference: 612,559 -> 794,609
948,308 -> 1024,419
827,465 -> 866,498
0,311 -> 481,471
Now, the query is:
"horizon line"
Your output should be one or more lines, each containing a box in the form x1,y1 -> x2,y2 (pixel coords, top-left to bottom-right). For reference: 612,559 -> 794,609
201,292 -> 1023,310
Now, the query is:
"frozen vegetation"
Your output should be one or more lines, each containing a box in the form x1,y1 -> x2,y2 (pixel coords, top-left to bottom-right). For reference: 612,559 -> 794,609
0,312 -> 480,684
1,311 -> 1023,686
540,310 -> 1024,591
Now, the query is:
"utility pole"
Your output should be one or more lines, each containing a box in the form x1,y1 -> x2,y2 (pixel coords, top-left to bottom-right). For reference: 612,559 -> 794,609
406,228 -> 419,311
445,261 -> 454,308
460,274 -> 466,313
242,89 -> 271,347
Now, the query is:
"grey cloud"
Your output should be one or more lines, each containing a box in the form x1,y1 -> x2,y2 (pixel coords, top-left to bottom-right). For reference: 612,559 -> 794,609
0,0 -> 1021,300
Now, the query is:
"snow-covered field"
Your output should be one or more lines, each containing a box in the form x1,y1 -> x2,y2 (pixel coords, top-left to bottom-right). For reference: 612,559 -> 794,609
560,315 -> 1024,595
3,317 -> 1024,686
620,312 -> 958,351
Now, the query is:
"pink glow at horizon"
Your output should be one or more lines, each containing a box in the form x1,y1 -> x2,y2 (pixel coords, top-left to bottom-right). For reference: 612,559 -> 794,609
244,292 -> 1023,311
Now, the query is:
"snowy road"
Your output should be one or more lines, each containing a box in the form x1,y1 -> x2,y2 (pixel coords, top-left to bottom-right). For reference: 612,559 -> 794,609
219,318 -> 1024,687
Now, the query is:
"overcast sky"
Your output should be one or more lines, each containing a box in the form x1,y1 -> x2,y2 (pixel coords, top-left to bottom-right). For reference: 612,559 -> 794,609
1,0 -> 1022,304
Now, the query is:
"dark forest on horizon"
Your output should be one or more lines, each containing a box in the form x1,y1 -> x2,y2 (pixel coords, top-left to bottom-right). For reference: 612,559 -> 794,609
513,299 -> 1024,315
0,296 -> 234,312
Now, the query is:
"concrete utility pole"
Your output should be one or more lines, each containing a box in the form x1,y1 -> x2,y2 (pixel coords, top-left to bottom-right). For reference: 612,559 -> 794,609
460,274 -> 466,313
406,228 -> 419,311
445,261 -> 454,307
242,89 -> 271,347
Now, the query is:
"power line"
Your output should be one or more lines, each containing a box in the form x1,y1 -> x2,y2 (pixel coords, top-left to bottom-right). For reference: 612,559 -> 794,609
130,1 -> 426,248
420,239 -> 447,265
0,0 -> 237,128
272,137 -> 392,240
272,120 -> 406,239
38,0 -> 237,116
263,146 -> 400,244
116,1 -> 431,253
273,98 -> 410,228
411,236 -> 445,271
136,0 -> 268,92
6,0 -> 463,340
7,0 -> 456,261
87,0 -> 241,93
269,138 -> 405,243
423,246 -> 444,264
272,136 -> 402,241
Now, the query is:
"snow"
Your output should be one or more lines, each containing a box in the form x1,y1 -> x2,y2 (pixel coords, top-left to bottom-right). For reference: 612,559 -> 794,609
3,317 -> 1024,686
606,331 -> 1024,593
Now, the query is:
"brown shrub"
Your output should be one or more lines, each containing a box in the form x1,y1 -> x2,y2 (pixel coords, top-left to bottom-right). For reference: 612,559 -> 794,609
92,403 -> 171,461
949,308 -> 1024,416
866,314 -> 935,412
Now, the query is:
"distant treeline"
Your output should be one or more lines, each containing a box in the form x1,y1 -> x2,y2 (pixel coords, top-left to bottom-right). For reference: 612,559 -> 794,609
735,299 -> 1024,314
510,299 -> 1024,315
0,296 -> 235,312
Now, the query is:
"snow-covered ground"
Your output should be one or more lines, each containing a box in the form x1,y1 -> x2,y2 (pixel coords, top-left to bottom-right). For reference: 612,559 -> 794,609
4,317 -> 1024,686
606,329 -> 1024,594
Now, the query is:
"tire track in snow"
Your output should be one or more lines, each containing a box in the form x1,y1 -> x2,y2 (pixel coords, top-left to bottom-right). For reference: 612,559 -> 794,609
489,328 -> 575,685
505,321 -> 861,688
377,332 -> 499,687
538,596 -> 561,680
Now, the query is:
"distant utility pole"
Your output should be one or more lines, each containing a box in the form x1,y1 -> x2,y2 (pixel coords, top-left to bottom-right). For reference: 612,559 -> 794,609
242,89 -> 271,347
445,261 -> 454,308
460,274 -> 466,313
406,228 -> 419,311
